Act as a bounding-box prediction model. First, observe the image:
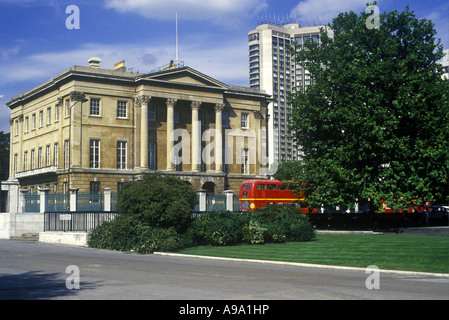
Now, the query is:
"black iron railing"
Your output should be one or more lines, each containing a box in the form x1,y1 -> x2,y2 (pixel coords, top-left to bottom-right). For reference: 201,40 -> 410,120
44,211 -> 118,232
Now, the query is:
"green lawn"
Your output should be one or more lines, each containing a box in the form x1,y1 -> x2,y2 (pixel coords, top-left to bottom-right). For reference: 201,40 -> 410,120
177,234 -> 449,274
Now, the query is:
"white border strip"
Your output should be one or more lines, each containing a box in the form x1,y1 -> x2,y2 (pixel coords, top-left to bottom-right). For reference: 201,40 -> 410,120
154,252 -> 449,278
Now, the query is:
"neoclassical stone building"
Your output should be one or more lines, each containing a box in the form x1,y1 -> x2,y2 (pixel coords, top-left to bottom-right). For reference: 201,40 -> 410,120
7,59 -> 271,195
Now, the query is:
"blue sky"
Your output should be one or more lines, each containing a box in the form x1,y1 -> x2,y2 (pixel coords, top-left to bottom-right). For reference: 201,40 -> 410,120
1,0 -> 448,133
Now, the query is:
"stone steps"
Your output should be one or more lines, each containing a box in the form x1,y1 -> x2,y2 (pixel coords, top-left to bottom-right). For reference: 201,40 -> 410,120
10,233 -> 39,241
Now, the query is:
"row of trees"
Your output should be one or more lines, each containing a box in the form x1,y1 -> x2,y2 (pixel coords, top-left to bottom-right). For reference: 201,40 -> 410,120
278,4 -> 449,212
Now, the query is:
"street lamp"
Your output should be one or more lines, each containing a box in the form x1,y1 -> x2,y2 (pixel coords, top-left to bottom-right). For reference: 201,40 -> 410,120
67,91 -> 88,212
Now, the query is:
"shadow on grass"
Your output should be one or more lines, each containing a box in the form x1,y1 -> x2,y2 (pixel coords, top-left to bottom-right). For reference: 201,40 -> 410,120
0,271 -> 101,300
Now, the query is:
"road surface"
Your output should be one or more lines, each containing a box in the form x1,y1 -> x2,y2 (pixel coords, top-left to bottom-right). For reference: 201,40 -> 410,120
0,239 -> 448,303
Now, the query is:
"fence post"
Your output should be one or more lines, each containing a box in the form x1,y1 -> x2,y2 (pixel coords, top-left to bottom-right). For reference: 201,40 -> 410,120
224,190 -> 234,211
197,189 -> 207,212
19,189 -> 28,213
1,178 -> 19,213
39,188 -> 50,213
104,188 -> 111,212
70,188 -> 78,212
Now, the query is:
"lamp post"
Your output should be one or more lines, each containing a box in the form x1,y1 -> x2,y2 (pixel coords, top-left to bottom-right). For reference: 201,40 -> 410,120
66,91 -> 88,212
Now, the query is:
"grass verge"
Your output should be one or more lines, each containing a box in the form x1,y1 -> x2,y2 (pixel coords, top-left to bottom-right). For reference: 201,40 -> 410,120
177,234 -> 449,274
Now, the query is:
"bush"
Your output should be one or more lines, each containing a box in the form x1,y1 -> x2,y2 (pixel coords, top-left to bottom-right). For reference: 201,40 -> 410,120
88,174 -> 197,252
117,174 -> 197,233
249,205 -> 315,243
188,211 -> 250,246
187,205 -> 315,247
242,220 -> 266,244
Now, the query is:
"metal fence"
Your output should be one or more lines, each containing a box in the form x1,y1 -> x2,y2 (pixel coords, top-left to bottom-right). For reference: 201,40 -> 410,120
44,211 -> 118,232
24,192 -> 118,213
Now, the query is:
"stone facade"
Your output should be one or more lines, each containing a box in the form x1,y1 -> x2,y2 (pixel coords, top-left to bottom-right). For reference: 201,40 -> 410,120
7,60 -> 271,195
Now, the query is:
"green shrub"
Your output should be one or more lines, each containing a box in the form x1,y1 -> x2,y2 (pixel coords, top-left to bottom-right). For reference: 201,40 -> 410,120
242,220 -> 266,244
88,174 -> 197,252
117,174 -> 197,233
189,211 -> 250,246
134,226 -> 181,254
187,205 -> 314,247
250,204 -> 315,243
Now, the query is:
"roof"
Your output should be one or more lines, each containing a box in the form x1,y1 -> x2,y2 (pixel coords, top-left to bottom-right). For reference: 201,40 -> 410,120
7,64 -> 270,109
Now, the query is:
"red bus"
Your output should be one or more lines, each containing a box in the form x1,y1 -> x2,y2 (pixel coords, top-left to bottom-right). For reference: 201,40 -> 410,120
239,179 -> 314,212
381,200 -> 431,213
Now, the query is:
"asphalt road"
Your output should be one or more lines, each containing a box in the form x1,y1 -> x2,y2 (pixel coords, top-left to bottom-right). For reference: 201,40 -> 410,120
0,239 -> 448,303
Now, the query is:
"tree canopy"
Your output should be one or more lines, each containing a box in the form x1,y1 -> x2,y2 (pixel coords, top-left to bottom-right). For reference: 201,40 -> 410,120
0,131 -> 10,181
288,4 -> 449,212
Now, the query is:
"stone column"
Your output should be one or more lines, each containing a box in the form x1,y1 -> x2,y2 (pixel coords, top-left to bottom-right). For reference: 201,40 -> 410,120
2,178 -> 19,213
224,190 -> 234,212
166,98 -> 177,171
69,188 -> 78,212
191,101 -> 202,172
104,188 -> 111,212
136,96 -> 151,168
215,103 -> 225,172
39,188 -> 50,214
18,189 -> 28,213
197,189 -> 207,212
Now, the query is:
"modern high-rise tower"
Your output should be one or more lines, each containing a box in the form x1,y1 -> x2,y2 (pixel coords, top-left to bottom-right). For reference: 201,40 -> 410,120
248,22 -> 329,168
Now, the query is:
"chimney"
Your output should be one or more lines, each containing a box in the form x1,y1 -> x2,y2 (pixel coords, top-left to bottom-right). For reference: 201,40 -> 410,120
88,57 -> 101,68
114,60 -> 126,72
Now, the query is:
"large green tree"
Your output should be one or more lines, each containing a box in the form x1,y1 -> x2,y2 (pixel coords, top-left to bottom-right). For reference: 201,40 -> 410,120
289,4 -> 449,212
0,131 -> 10,181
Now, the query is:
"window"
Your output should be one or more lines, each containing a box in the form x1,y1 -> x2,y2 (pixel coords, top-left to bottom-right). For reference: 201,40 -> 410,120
14,154 -> 18,174
90,181 -> 101,203
90,139 -> 100,168
148,104 -> 156,120
24,151 -> 28,171
149,143 -> 157,170
47,107 -> 51,124
64,140 -> 69,169
90,98 -> 100,116
256,184 -> 266,190
55,103 -> 60,121
174,107 -> 179,123
31,150 -> 35,170
174,147 -> 182,171
46,145 -> 51,167
267,184 -> 277,190
14,120 -> 18,136
25,117 -> 29,132
241,148 -> 249,174
39,110 -> 43,127
241,113 -> 249,129
32,113 -> 36,129
65,98 -> 71,117
117,101 -> 127,118
222,111 -> 229,127
54,143 -> 59,167
38,147 -> 42,168
117,141 -> 127,169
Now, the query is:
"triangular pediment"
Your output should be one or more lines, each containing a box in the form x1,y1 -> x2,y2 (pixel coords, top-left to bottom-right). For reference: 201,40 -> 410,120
139,67 -> 229,89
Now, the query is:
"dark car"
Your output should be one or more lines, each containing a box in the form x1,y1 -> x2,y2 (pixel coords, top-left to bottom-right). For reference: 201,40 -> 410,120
426,206 -> 449,226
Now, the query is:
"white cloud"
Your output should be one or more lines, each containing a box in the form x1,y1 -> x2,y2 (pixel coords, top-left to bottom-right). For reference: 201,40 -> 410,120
0,37 -> 249,88
291,0 -> 367,25
104,0 -> 268,24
